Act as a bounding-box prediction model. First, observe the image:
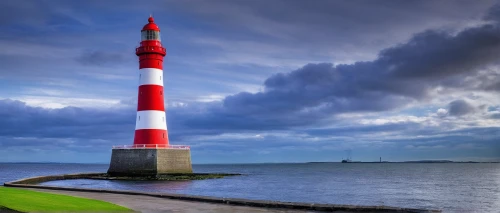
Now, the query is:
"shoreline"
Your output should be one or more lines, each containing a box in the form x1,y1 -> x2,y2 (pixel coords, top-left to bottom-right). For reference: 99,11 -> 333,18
307,161 -> 500,164
3,173 -> 440,213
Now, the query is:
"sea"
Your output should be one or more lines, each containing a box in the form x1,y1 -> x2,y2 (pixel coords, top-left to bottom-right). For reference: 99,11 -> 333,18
0,163 -> 499,213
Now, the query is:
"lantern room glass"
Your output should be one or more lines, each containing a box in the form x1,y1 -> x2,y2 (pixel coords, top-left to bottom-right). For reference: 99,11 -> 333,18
141,30 -> 161,41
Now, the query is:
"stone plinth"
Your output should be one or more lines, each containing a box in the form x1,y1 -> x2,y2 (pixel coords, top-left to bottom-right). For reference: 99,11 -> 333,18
107,148 -> 193,175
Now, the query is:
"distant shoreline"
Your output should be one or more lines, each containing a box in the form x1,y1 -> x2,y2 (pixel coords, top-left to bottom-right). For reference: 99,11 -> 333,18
307,161 -> 500,164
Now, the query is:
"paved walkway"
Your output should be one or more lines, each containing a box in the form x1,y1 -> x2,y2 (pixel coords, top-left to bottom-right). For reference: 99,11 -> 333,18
31,188 -> 322,213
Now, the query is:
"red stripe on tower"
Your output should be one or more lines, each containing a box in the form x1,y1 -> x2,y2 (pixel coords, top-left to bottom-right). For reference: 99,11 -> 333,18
133,16 -> 169,145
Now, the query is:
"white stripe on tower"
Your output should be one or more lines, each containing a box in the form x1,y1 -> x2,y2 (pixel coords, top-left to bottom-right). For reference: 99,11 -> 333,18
139,68 -> 163,86
135,110 -> 167,130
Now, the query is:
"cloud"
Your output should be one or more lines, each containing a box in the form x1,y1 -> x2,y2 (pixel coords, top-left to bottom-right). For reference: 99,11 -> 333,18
437,108 -> 448,117
0,96 -> 498,162
492,113 -> 500,119
170,0 -> 494,65
0,1 -> 51,26
0,99 -> 135,142
176,14 -> 500,131
448,100 -> 475,116
1,1 -> 500,162
76,50 -> 127,66
483,3 -> 500,22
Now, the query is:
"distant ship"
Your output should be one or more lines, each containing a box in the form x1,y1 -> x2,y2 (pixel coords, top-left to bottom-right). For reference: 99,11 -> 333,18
341,149 -> 352,163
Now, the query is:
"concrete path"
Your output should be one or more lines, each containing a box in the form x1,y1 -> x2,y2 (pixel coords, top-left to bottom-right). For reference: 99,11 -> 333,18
31,188 -> 322,213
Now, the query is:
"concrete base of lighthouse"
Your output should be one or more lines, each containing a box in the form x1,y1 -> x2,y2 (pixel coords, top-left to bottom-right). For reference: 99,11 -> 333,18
107,149 -> 193,175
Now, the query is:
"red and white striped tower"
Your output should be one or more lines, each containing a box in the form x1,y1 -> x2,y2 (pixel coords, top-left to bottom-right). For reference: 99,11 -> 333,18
107,16 -> 192,175
134,16 -> 168,146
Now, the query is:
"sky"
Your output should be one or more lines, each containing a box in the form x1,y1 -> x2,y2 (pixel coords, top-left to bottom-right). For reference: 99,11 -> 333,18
0,0 -> 499,163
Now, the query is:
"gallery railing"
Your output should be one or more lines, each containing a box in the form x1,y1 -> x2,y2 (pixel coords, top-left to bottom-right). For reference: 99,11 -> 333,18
112,144 -> 190,149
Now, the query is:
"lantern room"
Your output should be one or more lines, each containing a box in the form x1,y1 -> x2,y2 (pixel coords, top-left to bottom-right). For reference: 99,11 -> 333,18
141,16 -> 161,41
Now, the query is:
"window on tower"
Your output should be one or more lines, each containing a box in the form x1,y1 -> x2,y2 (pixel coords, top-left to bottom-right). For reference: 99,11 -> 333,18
141,30 -> 161,41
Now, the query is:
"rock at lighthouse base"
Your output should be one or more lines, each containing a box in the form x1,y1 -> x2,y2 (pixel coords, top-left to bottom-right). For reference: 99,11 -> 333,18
107,149 -> 193,176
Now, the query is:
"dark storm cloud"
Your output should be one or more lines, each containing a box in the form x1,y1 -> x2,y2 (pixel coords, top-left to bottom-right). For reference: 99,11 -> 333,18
484,3 -> 500,22
484,80 -> 500,91
172,0 -> 493,43
304,122 -> 422,137
178,9 -> 500,131
0,99 -> 135,140
382,28 -> 500,80
448,100 -> 476,116
0,99 -> 218,150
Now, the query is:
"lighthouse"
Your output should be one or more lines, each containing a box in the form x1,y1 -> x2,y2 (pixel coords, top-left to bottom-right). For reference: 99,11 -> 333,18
134,16 -> 168,146
108,16 -> 193,176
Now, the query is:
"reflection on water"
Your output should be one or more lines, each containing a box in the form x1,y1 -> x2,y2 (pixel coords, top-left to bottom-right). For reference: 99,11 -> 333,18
2,163 -> 500,212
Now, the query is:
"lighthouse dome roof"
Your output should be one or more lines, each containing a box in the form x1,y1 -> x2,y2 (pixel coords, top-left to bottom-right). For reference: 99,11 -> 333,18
142,16 -> 160,31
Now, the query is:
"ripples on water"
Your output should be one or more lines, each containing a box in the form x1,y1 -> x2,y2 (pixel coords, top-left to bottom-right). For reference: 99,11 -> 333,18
1,163 -> 499,212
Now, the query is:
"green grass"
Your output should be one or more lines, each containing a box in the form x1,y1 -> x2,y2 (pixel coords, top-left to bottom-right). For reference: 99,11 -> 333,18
0,187 -> 132,212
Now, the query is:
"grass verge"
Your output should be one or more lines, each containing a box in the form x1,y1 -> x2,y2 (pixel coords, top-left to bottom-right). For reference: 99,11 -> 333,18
0,187 -> 132,212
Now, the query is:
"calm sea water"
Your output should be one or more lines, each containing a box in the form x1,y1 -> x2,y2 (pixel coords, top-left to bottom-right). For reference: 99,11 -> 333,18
1,163 -> 499,212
